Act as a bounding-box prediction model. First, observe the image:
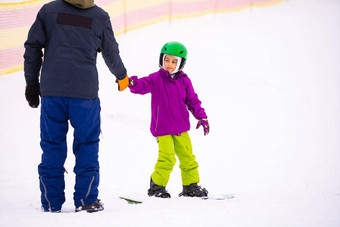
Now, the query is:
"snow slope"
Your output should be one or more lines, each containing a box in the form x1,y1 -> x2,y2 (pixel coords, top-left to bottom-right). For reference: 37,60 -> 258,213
1,0 -> 340,226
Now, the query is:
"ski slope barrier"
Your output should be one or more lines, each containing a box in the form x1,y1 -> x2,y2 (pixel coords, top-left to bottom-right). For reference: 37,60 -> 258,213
0,0 -> 284,76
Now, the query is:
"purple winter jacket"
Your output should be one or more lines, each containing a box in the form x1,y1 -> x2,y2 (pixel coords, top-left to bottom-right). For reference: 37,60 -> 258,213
129,68 -> 207,137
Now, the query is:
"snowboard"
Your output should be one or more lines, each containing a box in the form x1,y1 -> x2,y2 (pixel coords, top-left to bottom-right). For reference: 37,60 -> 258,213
202,193 -> 235,200
119,196 -> 143,204
119,193 -> 235,204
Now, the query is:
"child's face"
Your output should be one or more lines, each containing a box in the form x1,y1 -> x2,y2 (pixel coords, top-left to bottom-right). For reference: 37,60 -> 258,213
164,55 -> 178,74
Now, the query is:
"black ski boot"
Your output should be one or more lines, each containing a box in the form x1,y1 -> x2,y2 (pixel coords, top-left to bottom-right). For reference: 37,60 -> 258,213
75,199 -> 104,213
147,178 -> 171,198
178,183 -> 208,197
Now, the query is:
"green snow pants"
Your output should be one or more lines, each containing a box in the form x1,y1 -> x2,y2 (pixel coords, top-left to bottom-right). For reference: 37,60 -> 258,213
151,132 -> 200,187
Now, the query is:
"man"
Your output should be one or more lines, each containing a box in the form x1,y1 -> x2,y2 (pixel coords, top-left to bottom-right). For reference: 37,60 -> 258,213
24,0 -> 129,213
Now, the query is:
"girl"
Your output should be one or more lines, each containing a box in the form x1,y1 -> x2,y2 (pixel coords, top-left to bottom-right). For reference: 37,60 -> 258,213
129,41 -> 209,198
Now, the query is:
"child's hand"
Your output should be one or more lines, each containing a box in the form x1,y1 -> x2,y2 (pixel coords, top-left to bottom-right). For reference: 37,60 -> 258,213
129,78 -> 135,86
129,76 -> 138,87
196,118 -> 209,136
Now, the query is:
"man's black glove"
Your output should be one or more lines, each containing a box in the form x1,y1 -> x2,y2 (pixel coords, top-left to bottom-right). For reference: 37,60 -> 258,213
25,84 -> 40,108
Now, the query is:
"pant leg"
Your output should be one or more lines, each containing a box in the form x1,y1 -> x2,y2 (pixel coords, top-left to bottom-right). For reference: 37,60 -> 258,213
151,135 -> 176,187
38,96 -> 69,211
69,98 -> 101,207
173,132 -> 200,186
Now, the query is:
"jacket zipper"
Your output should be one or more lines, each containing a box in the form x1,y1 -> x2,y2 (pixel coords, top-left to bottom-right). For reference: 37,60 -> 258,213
40,176 -> 51,211
155,106 -> 159,132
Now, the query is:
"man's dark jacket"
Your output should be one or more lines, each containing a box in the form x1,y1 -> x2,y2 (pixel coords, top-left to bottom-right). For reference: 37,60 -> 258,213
24,0 -> 127,99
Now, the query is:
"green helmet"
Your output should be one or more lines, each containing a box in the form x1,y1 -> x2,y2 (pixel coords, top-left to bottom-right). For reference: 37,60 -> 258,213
159,41 -> 187,73
160,41 -> 188,60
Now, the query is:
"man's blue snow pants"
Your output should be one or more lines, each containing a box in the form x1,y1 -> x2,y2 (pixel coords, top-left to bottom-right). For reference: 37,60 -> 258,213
38,96 -> 101,211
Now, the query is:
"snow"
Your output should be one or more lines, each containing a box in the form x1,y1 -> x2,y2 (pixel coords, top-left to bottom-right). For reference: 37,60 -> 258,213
1,0 -> 340,226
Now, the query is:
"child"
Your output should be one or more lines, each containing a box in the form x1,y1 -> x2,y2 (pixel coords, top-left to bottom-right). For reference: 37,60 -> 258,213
129,41 -> 209,198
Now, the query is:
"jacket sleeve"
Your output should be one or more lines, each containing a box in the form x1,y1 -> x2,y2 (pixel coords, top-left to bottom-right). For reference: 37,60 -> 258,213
23,6 -> 46,85
185,77 -> 208,120
129,75 -> 153,95
100,13 -> 127,80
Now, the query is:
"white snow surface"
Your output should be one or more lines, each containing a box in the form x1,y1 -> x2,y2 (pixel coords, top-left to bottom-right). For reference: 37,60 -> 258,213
1,0 -> 340,226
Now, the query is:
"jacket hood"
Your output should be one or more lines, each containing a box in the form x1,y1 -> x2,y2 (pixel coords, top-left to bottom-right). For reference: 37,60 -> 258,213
64,0 -> 95,9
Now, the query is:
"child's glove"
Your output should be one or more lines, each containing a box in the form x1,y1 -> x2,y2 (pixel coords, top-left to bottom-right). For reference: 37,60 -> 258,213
196,118 -> 209,136
129,76 -> 138,87
116,75 -> 129,91
25,83 -> 40,108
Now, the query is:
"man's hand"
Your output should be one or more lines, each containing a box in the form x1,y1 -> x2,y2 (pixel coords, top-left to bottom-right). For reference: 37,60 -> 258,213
25,84 -> 40,108
117,75 -> 129,91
